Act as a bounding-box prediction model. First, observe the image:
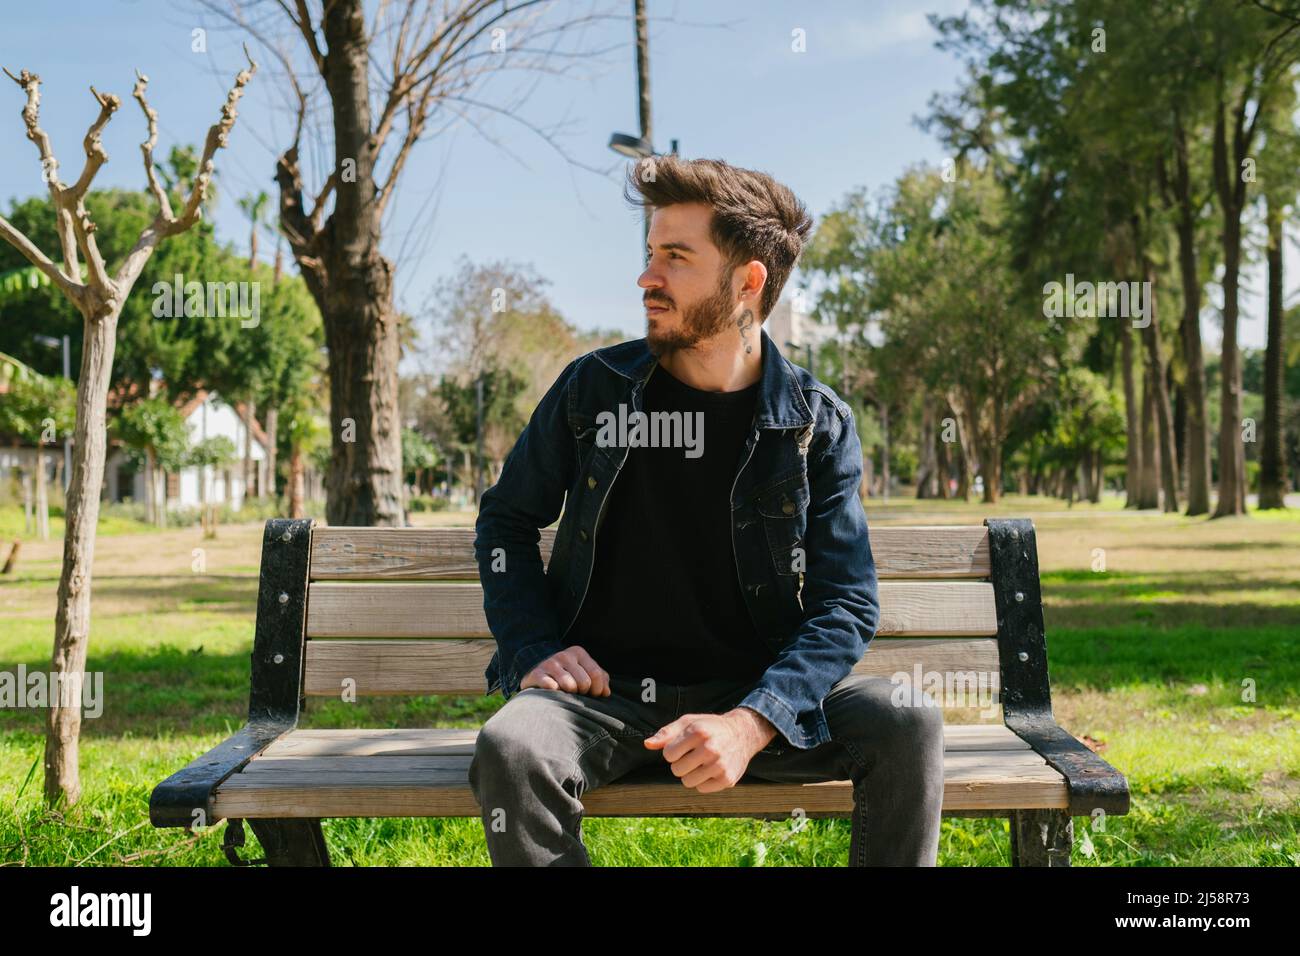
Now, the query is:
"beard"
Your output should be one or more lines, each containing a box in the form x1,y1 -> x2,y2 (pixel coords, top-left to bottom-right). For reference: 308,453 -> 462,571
644,270 -> 738,358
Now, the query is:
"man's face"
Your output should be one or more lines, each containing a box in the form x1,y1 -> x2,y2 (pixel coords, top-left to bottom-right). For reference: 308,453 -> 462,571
638,202 -> 743,357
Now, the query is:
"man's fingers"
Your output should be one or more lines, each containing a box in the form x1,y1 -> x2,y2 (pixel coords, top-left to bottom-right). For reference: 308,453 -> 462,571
559,661 -> 593,693
645,717 -> 693,752
668,743 -> 711,780
570,647 -> 611,696
521,670 -> 559,691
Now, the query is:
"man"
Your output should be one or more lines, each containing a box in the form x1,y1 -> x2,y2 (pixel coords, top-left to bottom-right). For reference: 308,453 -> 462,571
469,155 -> 944,866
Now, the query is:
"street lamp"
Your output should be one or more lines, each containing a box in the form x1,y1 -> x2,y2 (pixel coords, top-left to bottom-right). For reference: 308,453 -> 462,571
610,0 -> 678,257
608,132 -> 653,160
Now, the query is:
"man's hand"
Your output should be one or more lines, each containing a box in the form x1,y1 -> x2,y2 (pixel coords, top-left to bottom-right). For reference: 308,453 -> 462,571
520,645 -> 611,697
643,707 -> 778,793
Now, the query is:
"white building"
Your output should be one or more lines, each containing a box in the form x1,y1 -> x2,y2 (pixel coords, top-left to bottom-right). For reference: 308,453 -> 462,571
765,289 -> 834,367
104,390 -> 270,510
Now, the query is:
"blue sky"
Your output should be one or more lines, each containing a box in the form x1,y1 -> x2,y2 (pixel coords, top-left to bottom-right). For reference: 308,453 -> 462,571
0,0 -> 1279,368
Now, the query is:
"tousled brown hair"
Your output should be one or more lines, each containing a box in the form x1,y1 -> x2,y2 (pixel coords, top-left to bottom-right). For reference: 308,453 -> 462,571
623,155 -> 813,321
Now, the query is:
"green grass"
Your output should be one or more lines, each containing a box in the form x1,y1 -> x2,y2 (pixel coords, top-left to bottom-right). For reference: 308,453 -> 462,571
0,503 -> 155,541
1,499 -> 1297,866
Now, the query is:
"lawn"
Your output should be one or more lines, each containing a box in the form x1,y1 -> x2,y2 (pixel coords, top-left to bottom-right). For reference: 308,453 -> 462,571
1,496 -> 1297,866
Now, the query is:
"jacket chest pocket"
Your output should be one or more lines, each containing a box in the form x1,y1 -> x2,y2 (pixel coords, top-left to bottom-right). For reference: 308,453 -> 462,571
571,416 -> 601,476
752,472 -> 810,576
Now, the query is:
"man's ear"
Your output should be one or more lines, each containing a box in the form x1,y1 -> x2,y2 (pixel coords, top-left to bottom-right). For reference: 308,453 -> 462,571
742,260 -> 768,305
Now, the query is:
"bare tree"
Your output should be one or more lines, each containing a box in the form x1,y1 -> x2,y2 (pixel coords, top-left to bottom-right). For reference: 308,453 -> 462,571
0,53 -> 257,807
201,0 -> 622,526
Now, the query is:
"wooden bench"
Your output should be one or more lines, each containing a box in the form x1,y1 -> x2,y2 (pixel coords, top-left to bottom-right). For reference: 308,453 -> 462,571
149,516 -> 1129,866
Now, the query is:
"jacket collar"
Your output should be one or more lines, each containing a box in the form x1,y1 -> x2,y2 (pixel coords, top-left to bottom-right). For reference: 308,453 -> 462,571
593,325 -> 813,429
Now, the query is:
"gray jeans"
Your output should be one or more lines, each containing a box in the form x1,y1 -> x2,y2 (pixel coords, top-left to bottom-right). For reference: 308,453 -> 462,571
468,672 -> 946,866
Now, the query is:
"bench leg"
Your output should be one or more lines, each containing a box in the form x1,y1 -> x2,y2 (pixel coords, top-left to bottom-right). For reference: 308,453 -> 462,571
246,819 -> 332,866
1009,809 -> 1072,867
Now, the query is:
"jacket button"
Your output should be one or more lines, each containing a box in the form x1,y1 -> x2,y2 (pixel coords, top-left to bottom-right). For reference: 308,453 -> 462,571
579,529 -> 589,541
587,475 -> 597,489
782,500 -> 795,515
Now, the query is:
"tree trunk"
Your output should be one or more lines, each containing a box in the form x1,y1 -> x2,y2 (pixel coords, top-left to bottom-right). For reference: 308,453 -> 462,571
23,469 -> 33,533
200,454 -> 210,537
46,308 -> 119,808
156,467 -> 167,528
1173,112 -> 1212,515
1139,361 -> 1160,508
915,401 -> 937,499
1082,450 -> 1097,502
1173,380 -> 1187,497
265,406 -> 279,506
880,403 -> 892,501
1212,96 -> 1247,517
243,398 -> 256,501
288,444 -> 305,519
1121,321 -> 1142,507
2,540 -> 20,575
1260,198 -> 1287,509
302,2 -> 405,528
936,424 -> 952,499
1140,259 -> 1179,512
981,438 -> 1001,504
35,446 -> 49,541
144,446 -> 156,525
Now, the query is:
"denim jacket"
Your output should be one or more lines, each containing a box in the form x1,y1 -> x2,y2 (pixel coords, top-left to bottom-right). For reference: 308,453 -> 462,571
473,326 -> 880,752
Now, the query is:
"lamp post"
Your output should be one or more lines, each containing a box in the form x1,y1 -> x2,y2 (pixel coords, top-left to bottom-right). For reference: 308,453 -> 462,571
609,0 -> 678,256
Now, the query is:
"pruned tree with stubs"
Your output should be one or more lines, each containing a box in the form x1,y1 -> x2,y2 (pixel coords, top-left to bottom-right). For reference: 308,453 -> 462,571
0,51 -> 257,808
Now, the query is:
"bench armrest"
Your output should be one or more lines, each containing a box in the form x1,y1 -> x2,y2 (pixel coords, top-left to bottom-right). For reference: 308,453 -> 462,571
149,718 -> 293,828
1006,712 -> 1130,817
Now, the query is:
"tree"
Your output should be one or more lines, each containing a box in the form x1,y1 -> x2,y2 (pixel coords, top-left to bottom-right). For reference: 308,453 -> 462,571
0,54 -> 256,807
1206,1 -> 1300,516
202,0 -> 622,526
0,367 -> 76,539
806,164 -> 1049,504
402,426 -> 440,495
236,191 -> 270,269
187,434 -> 238,534
112,395 -> 191,526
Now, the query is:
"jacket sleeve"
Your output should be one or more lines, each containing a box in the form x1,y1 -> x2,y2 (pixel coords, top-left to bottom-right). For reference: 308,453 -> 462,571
735,403 -> 880,749
473,356 -> 582,700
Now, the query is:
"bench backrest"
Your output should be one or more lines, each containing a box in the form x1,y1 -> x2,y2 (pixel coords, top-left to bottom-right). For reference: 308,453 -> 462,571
274,523 -> 1011,714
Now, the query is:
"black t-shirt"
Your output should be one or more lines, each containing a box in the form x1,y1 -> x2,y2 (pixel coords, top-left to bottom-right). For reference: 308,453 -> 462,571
565,362 -> 775,685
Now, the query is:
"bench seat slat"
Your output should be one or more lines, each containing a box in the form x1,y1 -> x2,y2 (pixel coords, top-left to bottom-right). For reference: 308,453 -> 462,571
257,724 -> 1030,758
300,637 -> 1003,701
210,747 -> 1065,817
309,526 -> 991,581
305,581 -> 999,639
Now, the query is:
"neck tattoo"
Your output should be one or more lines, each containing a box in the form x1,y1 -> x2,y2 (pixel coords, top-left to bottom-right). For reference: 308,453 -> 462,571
737,309 -> 754,354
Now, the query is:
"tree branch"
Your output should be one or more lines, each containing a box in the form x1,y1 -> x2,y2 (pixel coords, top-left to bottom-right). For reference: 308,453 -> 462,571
117,45 -> 259,290
0,214 -> 85,305
132,70 -> 175,222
